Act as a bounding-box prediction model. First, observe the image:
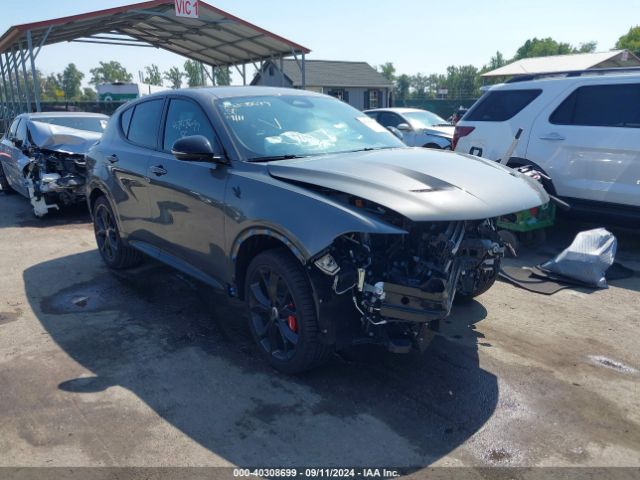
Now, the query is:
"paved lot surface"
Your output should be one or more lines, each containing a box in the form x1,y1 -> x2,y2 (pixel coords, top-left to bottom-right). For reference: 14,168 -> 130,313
0,191 -> 639,471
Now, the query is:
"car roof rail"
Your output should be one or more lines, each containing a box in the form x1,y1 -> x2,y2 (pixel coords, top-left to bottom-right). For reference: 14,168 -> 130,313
506,66 -> 640,83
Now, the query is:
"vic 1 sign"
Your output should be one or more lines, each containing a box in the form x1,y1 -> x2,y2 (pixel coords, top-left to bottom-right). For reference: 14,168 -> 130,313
175,0 -> 199,18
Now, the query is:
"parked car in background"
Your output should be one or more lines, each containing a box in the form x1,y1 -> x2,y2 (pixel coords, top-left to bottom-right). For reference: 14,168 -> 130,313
454,69 -> 640,223
365,107 -> 454,149
0,112 -> 108,216
86,86 -> 547,373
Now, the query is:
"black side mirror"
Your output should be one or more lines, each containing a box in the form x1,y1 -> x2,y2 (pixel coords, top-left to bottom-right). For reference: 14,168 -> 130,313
171,135 -> 225,163
12,137 -> 23,148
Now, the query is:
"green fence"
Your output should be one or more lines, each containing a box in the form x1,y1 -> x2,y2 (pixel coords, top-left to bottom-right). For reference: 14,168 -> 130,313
392,98 -> 478,118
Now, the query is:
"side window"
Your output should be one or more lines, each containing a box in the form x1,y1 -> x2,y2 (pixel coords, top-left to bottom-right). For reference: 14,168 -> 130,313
378,112 -> 403,128
8,118 -> 21,138
120,107 -> 133,136
466,89 -> 542,121
127,99 -> 164,148
550,84 -> 640,128
162,98 -> 216,152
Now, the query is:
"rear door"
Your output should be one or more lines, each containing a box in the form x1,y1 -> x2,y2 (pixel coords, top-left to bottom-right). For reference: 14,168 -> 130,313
528,81 -> 640,206
108,98 -> 164,241
145,96 -> 229,282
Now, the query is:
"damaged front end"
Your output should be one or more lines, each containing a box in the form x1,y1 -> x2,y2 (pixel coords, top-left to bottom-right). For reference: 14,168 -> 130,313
311,214 -> 504,353
24,120 -> 98,217
25,148 -> 88,217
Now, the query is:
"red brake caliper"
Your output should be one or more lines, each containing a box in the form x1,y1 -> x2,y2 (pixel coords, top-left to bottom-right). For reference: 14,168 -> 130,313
287,302 -> 297,332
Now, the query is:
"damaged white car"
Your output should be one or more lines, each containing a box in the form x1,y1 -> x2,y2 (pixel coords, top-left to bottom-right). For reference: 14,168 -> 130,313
0,112 -> 107,216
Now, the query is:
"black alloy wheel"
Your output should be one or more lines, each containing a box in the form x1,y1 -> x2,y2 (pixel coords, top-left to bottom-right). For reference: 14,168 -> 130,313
245,248 -> 331,373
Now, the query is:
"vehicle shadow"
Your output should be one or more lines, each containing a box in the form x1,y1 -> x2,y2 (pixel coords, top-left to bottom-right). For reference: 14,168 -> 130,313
23,250 -> 498,468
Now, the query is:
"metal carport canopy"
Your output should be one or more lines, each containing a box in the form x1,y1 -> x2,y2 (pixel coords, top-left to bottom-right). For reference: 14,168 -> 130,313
0,0 -> 310,117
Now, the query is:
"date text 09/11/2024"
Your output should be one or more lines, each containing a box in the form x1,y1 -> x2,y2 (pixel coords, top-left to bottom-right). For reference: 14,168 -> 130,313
233,468 -> 401,478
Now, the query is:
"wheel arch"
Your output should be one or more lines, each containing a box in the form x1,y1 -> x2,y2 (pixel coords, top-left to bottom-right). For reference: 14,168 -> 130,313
232,228 -> 307,300
506,157 -> 557,196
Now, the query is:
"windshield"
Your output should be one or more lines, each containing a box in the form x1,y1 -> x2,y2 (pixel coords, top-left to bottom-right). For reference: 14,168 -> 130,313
403,110 -> 448,129
35,116 -> 108,133
215,95 -> 405,160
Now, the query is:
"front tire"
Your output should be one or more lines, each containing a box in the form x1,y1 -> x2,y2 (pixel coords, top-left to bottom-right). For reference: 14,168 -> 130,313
92,196 -> 142,269
455,257 -> 501,303
245,248 -> 331,374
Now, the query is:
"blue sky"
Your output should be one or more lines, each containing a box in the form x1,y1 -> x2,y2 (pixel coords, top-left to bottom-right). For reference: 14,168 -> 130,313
1,0 -> 638,86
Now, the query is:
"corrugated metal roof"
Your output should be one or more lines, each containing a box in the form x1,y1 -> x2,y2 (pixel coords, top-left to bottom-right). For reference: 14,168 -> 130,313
275,59 -> 393,88
0,0 -> 309,67
482,50 -> 640,77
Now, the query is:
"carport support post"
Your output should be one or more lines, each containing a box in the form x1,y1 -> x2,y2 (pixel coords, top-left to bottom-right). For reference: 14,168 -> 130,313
19,44 -> 32,112
242,63 -> 246,85
27,31 -> 41,112
301,52 -> 306,90
0,57 -> 7,133
9,48 -> 26,113
279,56 -> 284,87
2,54 -> 17,117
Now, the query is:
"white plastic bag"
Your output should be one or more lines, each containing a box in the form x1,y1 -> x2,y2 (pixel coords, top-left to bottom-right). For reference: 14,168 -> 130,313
540,228 -> 617,288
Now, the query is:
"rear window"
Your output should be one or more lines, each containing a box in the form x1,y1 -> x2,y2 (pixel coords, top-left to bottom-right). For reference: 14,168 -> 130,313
127,99 -> 164,148
550,83 -> 640,128
465,89 -> 542,122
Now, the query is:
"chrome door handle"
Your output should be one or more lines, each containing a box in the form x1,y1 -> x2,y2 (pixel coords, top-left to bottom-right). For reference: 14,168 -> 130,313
150,165 -> 167,176
539,133 -> 565,141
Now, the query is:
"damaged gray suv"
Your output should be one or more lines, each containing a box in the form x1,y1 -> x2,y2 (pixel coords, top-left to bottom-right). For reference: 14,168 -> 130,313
86,87 -> 548,373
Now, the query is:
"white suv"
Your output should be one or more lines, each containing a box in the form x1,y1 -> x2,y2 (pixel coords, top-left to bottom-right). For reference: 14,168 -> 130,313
454,70 -> 640,222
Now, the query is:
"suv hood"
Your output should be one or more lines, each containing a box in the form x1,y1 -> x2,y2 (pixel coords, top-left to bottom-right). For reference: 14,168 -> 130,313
267,148 -> 548,222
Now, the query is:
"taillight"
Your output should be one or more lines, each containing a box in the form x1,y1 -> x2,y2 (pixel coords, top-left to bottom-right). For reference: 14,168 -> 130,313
452,126 -> 475,151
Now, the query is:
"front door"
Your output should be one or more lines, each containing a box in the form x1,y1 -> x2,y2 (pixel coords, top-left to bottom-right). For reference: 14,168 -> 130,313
145,97 -> 229,283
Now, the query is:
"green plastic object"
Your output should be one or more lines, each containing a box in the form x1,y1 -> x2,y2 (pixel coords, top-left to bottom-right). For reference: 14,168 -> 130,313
496,202 -> 556,232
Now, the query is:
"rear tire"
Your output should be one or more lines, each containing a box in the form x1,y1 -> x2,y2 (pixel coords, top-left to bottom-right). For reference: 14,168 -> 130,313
0,163 -> 15,194
92,196 -> 142,269
245,248 -> 332,374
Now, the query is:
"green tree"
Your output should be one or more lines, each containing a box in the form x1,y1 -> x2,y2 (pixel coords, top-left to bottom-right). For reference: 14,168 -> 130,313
377,62 -> 396,82
61,63 -> 84,100
144,64 -> 163,86
514,37 -> 596,60
616,26 -> 640,57
578,41 -> 597,53
410,73 -> 430,98
79,87 -> 97,102
214,66 -> 231,86
163,67 -> 184,89
394,74 -> 411,104
183,60 -> 205,87
444,65 -> 479,99
488,51 -> 506,70
89,61 -> 133,85
41,73 -> 62,101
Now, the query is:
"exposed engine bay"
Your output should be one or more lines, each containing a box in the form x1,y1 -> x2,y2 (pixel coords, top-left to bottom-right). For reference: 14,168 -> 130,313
311,197 -> 504,353
25,148 -> 87,217
23,121 -> 99,217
